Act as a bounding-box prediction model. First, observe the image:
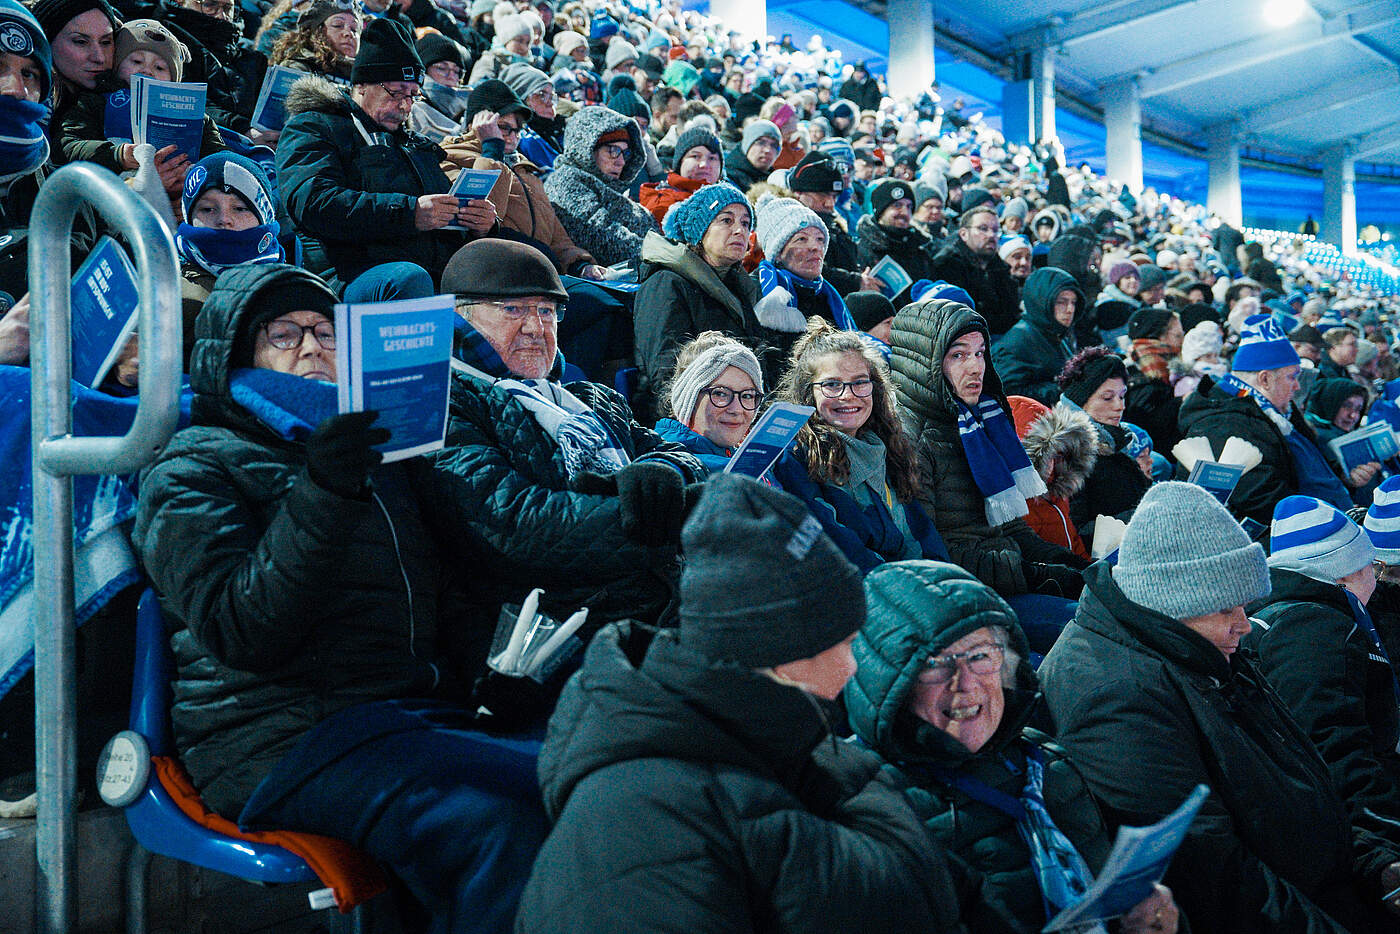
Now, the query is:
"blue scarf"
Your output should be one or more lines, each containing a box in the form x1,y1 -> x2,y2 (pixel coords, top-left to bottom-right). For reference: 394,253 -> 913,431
229,367 -> 337,440
1345,589 -> 1400,709
956,396 -> 1047,526
0,95 -> 49,178
176,222 -> 283,275
755,260 -> 857,330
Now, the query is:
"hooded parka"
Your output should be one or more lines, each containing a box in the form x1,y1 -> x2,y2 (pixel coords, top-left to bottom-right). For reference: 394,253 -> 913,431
991,267 -> 1083,407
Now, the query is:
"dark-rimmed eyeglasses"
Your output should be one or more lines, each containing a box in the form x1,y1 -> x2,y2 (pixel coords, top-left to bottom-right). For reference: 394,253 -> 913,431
596,143 -> 630,160
378,83 -> 424,104
919,643 -> 1005,684
811,377 -> 874,399
700,386 -> 762,410
264,321 -> 336,350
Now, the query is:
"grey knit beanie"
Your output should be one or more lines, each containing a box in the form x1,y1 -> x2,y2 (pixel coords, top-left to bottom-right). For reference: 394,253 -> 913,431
680,473 -> 864,668
668,341 -> 763,423
740,119 -> 781,157
499,61 -> 550,101
1112,481 -> 1269,619
755,193 -> 826,262
604,36 -> 637,70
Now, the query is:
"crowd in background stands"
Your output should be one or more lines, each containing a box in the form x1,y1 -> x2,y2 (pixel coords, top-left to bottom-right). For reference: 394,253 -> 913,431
7,0 -> 1400,930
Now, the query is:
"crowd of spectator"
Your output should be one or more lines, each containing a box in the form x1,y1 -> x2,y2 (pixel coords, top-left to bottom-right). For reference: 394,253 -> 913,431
5,0 -> 1400,929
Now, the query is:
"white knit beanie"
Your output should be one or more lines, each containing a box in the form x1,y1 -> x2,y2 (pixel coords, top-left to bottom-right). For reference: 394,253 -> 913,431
755,193 -> 826,263
668,343 -> 764,423
1180,320 -> 1223,367
605,36 -> 638,70
493,12 -> 530,45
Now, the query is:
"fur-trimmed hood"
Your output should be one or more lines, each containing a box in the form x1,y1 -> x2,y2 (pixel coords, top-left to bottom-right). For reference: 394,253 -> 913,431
283,74 -> 351,119
1024,403 -> 1099,501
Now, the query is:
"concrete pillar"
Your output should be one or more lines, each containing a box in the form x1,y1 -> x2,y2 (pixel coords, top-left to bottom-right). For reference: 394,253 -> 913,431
710,0 -> 764,46
885,0 -> 935,101
1031,35 -> 1056,144
1102,77 -> 1143,194
1321,144 -> 1357,256
1001,79 -> 1034,146
1206,123 -> 1242,229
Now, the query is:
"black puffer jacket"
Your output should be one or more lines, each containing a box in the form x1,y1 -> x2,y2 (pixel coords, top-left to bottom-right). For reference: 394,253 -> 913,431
276,76 -> 467,289
517,621 -> 985,933
153,0 -> 263,133
990,267 -> 1081,407
131,264 -> 450,816
1246,568 -> 1400,848
631,231 -> 770,424
722,145 -> 766,192
855,215 -> 937,285
846,561 -> 1112,932
424,355 -> 704,636
925,235 -> 1022,337
890,299 -> 1084,595
1040,562 -> 1398,933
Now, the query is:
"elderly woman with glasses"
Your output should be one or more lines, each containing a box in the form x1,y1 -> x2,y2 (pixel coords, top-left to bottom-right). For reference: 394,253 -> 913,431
771,320 -> 949,574
845,559 -> 1179,934
654,332 -> 769,476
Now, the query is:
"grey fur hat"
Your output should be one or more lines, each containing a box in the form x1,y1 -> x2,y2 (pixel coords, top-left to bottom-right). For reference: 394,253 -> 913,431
1023,404 -> 1099,501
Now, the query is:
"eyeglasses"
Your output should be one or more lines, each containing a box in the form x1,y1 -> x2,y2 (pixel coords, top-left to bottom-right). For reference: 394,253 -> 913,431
528,86 -> 556,103
471,300 -> 563,322
700,386 -> 762,410
496,121 -> 523,137
597,143 -> 630,160
194,0 -> 235,16
264,321 -> 336,350
378,83 -> 424,104
811,377 -> 874,399
919,642 -> 1005,684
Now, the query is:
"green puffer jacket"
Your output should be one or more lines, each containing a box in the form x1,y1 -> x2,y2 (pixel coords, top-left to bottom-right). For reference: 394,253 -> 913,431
890,299 -> 1082,595
131,264 -> 452,817
846,561 -> 1111,933
424,363 -> 705,640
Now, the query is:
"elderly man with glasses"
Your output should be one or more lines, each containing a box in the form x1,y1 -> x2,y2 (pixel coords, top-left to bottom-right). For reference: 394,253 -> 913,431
427,239 -> 705,660
927,204 -> 1024,338
276,17 -> 498,294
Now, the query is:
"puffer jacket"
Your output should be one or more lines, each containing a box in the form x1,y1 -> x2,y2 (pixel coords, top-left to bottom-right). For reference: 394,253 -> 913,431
890,299 -> 1084,595
517,621 -> 988,933
925,235 -> 1022,337
1068,419 -> 1152,537
632,231 -> 770,425
276,76 -> 469,289
542,105 -> 657,267
438,128 -> 594,274
1246,568 -> 1400,849
1040,562 -> 1399,933
424,355 -> 704,635
653,417 -> 733,475
991,267 -> 1082,407
131,264 -> 450,816
855,215 -> 937,286
845,561 -> 1112,932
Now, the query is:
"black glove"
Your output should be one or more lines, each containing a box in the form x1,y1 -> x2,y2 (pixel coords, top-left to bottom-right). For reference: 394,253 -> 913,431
1023,562 -> 1084,600
468,668 -> 559,735
305,410 -> 390,499
578,462 -> 686,548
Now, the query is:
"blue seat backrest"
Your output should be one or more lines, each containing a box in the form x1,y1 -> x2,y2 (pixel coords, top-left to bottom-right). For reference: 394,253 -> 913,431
131,588 -> 175,757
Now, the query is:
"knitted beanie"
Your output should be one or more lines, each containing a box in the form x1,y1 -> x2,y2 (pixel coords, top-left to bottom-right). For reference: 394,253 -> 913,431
754,193 -> 826,261
1232,313 -> 1301,373
869,178 -> 913,222
1058,349 -> 1126,407
499,61 -> 549,100
662,58 -> 699,95
29,0 -> 118,44
1366,476 -> 1400,564
914,175 -> 947,206
669,342 -> 764,424
998,236 -> 1030,263
1106,260 -> 1138,285
1121,421 -> 1152,457
552,29 -> 586,57
113,18 -> 188,81
230,267 -> 337,368
1180,302 -> 1222,334
1180,320 -> 1223,367
740,118 -> 781,156
493,11 -> 530,45
959,186 -> 994,214
416,32 -> 465,71
1113,481 -> 1270,619
671,125 -> 721,172
1268,495 -> 1375,584
679,473 -> 864,668
1136,264 -> 1167,292
463,78 -> 531,126
181,151 -> 277,225
1001,196 -> 1028,220
351,17 -> 424,86
1127,307 -> 1175,341
846,291 -> 895,332
786,151 -> 843,193
662,182 -> 751,246
0,0 -> 51,99
604,36 -> 637,70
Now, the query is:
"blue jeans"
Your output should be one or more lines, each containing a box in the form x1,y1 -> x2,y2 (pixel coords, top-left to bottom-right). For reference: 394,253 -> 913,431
344,262 -> 436,303
1004,592 -> 1078,661
239,699 -> 548,934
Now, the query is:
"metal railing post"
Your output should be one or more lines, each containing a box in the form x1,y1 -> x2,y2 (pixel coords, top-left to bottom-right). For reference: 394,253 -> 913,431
30,163 -> 181,934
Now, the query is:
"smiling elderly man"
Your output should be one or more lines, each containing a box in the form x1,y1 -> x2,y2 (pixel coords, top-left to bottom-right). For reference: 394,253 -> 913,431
427,239 -> 705,643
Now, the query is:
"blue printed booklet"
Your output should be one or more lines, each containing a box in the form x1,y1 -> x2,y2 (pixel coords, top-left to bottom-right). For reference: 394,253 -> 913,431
445,168 -> 502,230
1186,459 -> 1244,505
70,236 -> 139,389
869,254 -> 911,298
1043,784 -> 1209,932
334,294 -> 456,462
249,64 -> 302,133
724,402 -> 814,479
1329,421 -> 1400,473
129,75 -> 206,163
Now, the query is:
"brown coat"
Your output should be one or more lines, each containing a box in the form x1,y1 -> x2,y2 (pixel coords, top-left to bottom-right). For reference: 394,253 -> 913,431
438,129 -> 595,274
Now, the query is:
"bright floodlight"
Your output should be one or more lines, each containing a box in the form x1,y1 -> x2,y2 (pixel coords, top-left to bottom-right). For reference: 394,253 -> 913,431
1262,0 -> 1306,27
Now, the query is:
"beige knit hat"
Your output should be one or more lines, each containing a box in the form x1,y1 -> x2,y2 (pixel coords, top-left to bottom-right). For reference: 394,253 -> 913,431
114,19 -> 190,82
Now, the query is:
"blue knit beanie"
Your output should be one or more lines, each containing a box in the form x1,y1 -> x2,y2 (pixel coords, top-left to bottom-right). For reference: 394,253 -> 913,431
1121,422 -> 1152,458
662,182 -> 751,246
910,280 -> 974,308
1232,313 -> 1301,373
1366,477 -> 1400,564
181,152 -> 277,226
1268,495 -> 1375,583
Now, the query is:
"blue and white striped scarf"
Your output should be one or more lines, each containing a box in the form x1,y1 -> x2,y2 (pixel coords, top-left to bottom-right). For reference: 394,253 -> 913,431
956,396 -> 1047,526
754,260 -> 857,332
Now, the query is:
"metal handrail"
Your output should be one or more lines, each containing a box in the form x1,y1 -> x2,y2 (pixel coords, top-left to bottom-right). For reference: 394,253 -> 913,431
29,163 -> 182,934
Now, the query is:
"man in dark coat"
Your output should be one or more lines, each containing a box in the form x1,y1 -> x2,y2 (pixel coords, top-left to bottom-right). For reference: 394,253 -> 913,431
275,19 -> 497,290
132,263 -> 549,934
427,239 -> 705,634
518,474 -> 994,933
856,177 -> 937,289
926,204 -> 1022,337
1040,481 -> 1400,932
991,266 -> 1082,406
838,60 -> 881,112
722,118 -> 780,192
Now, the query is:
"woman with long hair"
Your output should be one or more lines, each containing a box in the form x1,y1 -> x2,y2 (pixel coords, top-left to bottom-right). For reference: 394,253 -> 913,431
268,0 -> 360,83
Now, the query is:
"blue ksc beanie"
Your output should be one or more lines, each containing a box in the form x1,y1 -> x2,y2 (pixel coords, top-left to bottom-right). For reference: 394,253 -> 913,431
1366,477 -> 1400,564
662,182 -> 751,247
1232,313 -> 1301,373
1269,495 -> 1375,583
